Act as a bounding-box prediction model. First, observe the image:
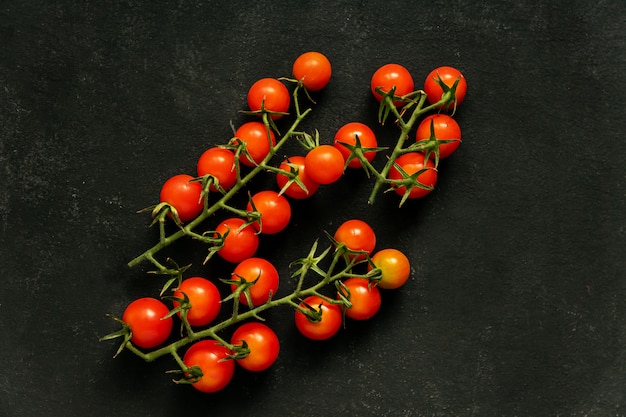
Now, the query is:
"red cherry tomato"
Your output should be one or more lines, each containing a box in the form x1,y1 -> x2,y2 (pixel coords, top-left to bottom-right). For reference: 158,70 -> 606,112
159,174 -> 203,222
182,340 -> 235,393
415,114 -> 462,159
231,257 -> 279,307
197,147 -> 237,191
304,144 -> 345,185
234,121 -> 277,167
333,122 -> 378,169
246,190 -> 291,234
333,219 -> 376,260
247,78 -> 290,120
294,295 -> 343,341
173,277 -> 221,327
388,152 -> 438,199
423,66 -> 467,112
370,63 -> 414,106
122,298 -> 173,349
231,322 -> 280,372
214,217 -> 259,263
292,51 -> 332,91
339,278 -> 381,320
368,248 -> 411,289
275,155 -> 320,199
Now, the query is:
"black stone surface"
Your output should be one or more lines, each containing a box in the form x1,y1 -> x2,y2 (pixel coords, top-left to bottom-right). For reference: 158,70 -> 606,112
1,1 -> 625,416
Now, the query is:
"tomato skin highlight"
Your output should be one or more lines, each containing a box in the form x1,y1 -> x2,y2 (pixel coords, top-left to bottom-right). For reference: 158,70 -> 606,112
231,257 -> 279,307
159,174 -> 204,222
275,155 -> 320,199
369,248 -> 411,289
234,121 -> 277,167
292,51 -> 332,91
388,152 -> 438,199
415,114 -> 462,160
294,295 -> 343,341
173,277 -> 221,327
333,219 -> 376,260
423,66 -> 467,111
333,122 -> 378,168
231,322 -> 280,372
197,147 -> 237,191
247,78 -> 290,120
304,145 -> 345,185
122,298 -> 173,349
182,340 -> 235,393
246,190 -> 291,234
340,278 -> 381,320
370,63 -> 414,106
215,217 -> 259,263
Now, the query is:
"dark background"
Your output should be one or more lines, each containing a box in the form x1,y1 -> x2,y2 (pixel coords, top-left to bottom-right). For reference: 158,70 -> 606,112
1,1 -> 625,416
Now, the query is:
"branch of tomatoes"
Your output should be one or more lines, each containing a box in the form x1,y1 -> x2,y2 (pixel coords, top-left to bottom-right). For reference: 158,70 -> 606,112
103,237 -> 377,357
102,54 -> 467,393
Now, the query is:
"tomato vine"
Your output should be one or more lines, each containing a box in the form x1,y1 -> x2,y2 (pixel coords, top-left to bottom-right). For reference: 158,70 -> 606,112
101,55 -> 466,393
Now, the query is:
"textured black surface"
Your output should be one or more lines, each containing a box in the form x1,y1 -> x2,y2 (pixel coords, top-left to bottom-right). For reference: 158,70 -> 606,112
1,1 -> 625,416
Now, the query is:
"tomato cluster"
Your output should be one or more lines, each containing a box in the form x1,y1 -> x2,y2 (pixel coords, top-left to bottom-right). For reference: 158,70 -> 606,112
103,52 -> 467,394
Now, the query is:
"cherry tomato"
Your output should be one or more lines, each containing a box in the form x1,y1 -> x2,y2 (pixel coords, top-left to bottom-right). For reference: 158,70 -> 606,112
231,322 -> 280,372
304,145 -> 345,185
247,78 -> 290,120
246,190 -> 291,234
294,295 -> 343,341
234,121 -> 277,167
275,155 -> 320,199
231,257 -> 279,307
215,217 -> 259,263
388,152 -> 438,199
182,340 -> 234,393
197,147 -> 237,191
415,114 -> 462,159
370,63 -> 414,106
333,219 -> 376,260
292,51 -> 332,91
333,122 -> 378,168
173,277 -> 221,327
159,174 -> 203,222
368,248 -> 411,289
122,297 -> 173,349
339,278 -> 381,320
423,66 -> 467,112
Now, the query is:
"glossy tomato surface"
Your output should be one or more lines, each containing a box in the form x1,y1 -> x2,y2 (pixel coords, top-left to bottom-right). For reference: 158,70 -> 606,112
215,217 -> 259,263
182,340 -> 235,393
173,277 -> 221,327
415,114 -> 462,160
231,322 -> 280,372
340,277 -> 381,320
247,78 -> 290,119
246,190 -> 291,234
333,219 -> 377,259
368,248 -> 411,289
388,152 -> 438,199
292,51 -> 332,91
122,298 -> 173,349
159,174 -> 203,222
423,66 -> 467,111
275,155 -> 320,199
234,121 -> 277,167
231,257 -> 279,307
370,63 -> 414,106
333,122 -> 378,168
294,295 -> 343,341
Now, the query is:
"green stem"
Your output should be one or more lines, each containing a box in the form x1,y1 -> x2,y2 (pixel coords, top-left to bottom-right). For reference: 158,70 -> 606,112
129,243 -> 353,362
128,107 -> 312,268
367,93 -> 448,204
